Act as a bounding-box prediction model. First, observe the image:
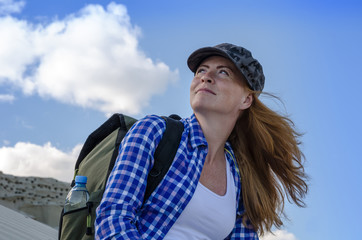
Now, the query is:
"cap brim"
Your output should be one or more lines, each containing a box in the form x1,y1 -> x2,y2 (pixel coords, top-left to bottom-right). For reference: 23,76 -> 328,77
187,47 -> 230,73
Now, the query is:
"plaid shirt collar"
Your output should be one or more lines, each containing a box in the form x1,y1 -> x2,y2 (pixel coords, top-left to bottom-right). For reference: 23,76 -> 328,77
188,114 -> 208,149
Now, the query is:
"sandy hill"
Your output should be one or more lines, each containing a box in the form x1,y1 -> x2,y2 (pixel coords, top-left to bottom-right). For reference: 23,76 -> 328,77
0,171 -> 70,228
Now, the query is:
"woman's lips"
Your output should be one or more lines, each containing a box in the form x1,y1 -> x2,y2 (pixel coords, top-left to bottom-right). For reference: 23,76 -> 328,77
196,88 -> 216,95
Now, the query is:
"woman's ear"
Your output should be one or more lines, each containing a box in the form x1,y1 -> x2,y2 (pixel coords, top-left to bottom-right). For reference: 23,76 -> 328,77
240,93 -> 253,110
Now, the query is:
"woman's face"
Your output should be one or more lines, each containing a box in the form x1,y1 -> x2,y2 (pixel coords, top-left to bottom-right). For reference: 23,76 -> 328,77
190,56 -> 252,117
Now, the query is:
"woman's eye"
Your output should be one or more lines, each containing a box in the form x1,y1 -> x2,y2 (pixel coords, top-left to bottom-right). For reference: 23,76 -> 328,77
220,70 -> 229,76
196,68 -> 206,74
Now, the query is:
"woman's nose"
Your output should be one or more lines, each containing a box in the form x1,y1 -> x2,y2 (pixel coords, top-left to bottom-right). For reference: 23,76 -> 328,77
200,72 -> 214,83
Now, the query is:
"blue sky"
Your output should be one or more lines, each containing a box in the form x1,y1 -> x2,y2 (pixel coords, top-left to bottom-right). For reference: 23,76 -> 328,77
0,0 -> 361,239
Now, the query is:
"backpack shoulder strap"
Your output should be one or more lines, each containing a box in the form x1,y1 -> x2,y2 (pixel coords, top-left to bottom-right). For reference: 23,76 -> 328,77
143,115 -> 184,203
71,114 -> 136,187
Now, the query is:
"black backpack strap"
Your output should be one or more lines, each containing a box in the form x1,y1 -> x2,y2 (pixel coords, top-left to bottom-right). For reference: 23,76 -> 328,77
143,115 -> 184,203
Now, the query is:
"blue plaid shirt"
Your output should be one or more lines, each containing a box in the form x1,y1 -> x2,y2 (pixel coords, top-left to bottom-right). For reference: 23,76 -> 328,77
95,114 -> 258,239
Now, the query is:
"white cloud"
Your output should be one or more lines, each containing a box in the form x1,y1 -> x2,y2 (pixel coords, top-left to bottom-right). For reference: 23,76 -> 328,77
0,142 -> 81,182
261,230 -> 298,240
0,0 -> 25,15
0,2 -> 178,115
0,94 -> 15,102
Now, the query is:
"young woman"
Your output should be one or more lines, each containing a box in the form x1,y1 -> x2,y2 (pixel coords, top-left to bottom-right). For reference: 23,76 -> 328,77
95,43 -> 308,239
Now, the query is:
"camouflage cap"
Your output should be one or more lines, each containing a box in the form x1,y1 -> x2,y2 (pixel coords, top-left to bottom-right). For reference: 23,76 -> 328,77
187,43 -> 265,92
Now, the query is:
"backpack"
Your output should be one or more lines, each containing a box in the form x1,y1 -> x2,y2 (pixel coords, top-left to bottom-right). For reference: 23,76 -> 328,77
58,113 -> 184,240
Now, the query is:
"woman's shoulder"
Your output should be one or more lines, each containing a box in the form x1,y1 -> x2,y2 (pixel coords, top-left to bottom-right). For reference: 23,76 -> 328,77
137,114 -> 166,127
131,114 -> 190,138
128,114 -> 167,137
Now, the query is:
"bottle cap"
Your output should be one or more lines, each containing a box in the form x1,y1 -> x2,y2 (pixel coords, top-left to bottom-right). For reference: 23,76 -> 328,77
75,175 -> 87,184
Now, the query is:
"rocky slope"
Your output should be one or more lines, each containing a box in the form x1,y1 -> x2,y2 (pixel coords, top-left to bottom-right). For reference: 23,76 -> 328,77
0,171 -> 70,228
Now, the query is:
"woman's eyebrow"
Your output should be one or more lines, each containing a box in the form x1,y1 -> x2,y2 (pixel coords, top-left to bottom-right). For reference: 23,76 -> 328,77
197,64 -> 235,74
216,65 -> 235,73
198,64 -> 233,70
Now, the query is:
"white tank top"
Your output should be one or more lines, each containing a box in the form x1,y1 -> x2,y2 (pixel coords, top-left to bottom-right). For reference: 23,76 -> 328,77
164,158 -> 236,240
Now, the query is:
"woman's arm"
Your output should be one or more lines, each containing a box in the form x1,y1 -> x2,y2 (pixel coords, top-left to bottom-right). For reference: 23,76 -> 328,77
95,115 -> 166,239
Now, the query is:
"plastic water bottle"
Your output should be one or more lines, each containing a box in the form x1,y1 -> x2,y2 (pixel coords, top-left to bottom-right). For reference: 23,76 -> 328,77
64,175 -> 90,213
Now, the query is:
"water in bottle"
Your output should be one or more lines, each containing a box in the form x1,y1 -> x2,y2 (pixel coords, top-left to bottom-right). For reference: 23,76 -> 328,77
64,175 -> 90,213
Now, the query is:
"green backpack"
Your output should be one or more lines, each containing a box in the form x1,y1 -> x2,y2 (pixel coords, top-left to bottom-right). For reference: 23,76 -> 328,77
58,113 -> 184,240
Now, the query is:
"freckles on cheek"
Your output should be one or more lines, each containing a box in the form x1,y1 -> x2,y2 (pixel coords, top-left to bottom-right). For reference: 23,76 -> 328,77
190,79 -> 197,92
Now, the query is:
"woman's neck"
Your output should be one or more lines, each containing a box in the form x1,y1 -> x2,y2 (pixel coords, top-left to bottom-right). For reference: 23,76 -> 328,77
194,111 -> 237,164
